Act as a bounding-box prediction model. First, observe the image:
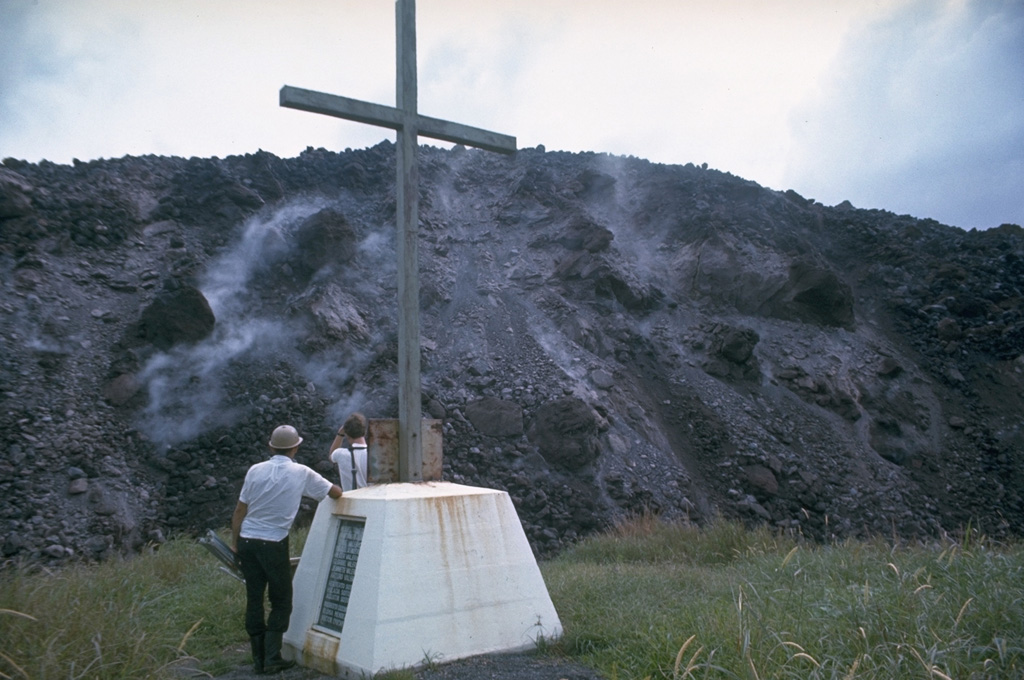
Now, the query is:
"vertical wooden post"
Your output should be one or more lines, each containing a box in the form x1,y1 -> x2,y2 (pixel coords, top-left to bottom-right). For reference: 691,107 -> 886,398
280,0 -> 514,484
395,0 -> 422,482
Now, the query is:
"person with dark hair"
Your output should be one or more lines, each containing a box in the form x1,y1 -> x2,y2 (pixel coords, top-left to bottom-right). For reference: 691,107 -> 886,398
329,412 -> 369,491
232,424 -> 342,675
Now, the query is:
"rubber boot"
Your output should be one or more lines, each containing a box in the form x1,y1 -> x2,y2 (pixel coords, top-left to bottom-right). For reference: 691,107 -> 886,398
264,631 -> 296,675
249,634 -> 266,675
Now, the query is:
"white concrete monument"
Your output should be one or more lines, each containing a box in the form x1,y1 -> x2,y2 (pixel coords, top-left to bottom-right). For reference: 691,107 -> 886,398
285,483 -> 562,676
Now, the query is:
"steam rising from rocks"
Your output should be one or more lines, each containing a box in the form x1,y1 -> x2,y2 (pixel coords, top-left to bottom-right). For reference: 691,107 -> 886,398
138,198 -> 359,447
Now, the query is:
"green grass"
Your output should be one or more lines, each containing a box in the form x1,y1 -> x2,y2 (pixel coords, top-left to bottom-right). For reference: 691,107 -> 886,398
543,517 -> 1024,679
2,520 -> 1022,679
0,534 -> 248,679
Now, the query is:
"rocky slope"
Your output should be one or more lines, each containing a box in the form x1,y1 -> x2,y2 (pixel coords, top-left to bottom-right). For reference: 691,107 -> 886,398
1,144 -> 1022,565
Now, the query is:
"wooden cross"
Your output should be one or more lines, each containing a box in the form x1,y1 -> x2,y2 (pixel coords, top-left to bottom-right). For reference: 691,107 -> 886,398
280,0 -> 516,482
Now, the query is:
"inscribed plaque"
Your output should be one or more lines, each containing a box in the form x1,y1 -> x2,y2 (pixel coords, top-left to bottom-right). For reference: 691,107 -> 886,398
316,517 -> 365,633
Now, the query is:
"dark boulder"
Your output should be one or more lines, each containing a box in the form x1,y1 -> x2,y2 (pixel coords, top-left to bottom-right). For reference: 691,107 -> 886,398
465,397 -> 524,438
0,167 -> 33,219
743,465 -> 779,500
138,285 -> 216,349
528,397 -> 602,471
716,326 -> 759,364
103,373 -> 142,406
781,261 -> 855,329
556,215 -> 614,253
291,208 -> 359,280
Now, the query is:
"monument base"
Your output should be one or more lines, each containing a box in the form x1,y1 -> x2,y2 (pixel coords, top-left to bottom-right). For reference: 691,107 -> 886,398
284,482 -> 562,677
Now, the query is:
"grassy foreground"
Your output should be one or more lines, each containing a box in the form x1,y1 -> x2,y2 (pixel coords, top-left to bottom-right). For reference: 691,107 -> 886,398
0,536 -> 246,679
1,519 -> 1021,679
545,517 -> 1024,679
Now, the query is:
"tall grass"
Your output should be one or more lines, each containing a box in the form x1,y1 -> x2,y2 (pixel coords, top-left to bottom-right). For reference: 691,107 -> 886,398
544,518 -> 1024,679
2,520 -> 1022,679
0,535 -> 249,679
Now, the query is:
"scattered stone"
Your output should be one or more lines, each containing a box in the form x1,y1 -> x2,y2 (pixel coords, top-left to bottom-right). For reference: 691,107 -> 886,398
877,356 -> 903,377
937,317 -> 963,341
465,397 -> 523,438
743,465 -> 779,498
43,544 -> 67,559
591,369 -> 615,390
103,374 -> 141,406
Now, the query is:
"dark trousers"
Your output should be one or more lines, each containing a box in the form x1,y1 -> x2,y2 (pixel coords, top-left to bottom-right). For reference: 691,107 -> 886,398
237,536 -> 292,637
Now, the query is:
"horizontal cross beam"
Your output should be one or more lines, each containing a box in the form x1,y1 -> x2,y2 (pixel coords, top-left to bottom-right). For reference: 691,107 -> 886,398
280,85 -> 516,155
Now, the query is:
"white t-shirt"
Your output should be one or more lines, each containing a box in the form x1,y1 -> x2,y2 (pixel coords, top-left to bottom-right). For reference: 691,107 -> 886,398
239,455 -> 333,541
331,444 -> 368,492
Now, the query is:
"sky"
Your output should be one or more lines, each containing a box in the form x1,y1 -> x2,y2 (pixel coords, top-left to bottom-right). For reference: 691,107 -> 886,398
1,0 -> 1021,232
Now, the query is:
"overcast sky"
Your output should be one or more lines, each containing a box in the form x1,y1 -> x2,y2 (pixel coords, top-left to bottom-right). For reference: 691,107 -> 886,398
1,0 -> 1021,231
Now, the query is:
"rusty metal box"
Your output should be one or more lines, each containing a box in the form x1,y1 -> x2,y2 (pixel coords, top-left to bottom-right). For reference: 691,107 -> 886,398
366,419 -> 442,483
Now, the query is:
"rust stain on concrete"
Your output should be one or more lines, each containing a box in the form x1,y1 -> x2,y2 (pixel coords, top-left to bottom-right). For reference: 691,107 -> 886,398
301,629 -> 340,675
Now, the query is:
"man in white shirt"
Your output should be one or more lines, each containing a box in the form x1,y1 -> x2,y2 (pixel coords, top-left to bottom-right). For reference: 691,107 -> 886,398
329,412 -> 369,492
232,424 -> 342,675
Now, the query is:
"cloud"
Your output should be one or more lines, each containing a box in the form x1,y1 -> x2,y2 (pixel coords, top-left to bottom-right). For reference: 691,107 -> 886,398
0,2 -> 143,155
0,0 -> 394,161
784,0 -> 1024,229
2,0 -> 1019,230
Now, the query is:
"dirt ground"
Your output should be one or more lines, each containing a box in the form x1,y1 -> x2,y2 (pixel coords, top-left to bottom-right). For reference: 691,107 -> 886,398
169,647 -> 604,679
